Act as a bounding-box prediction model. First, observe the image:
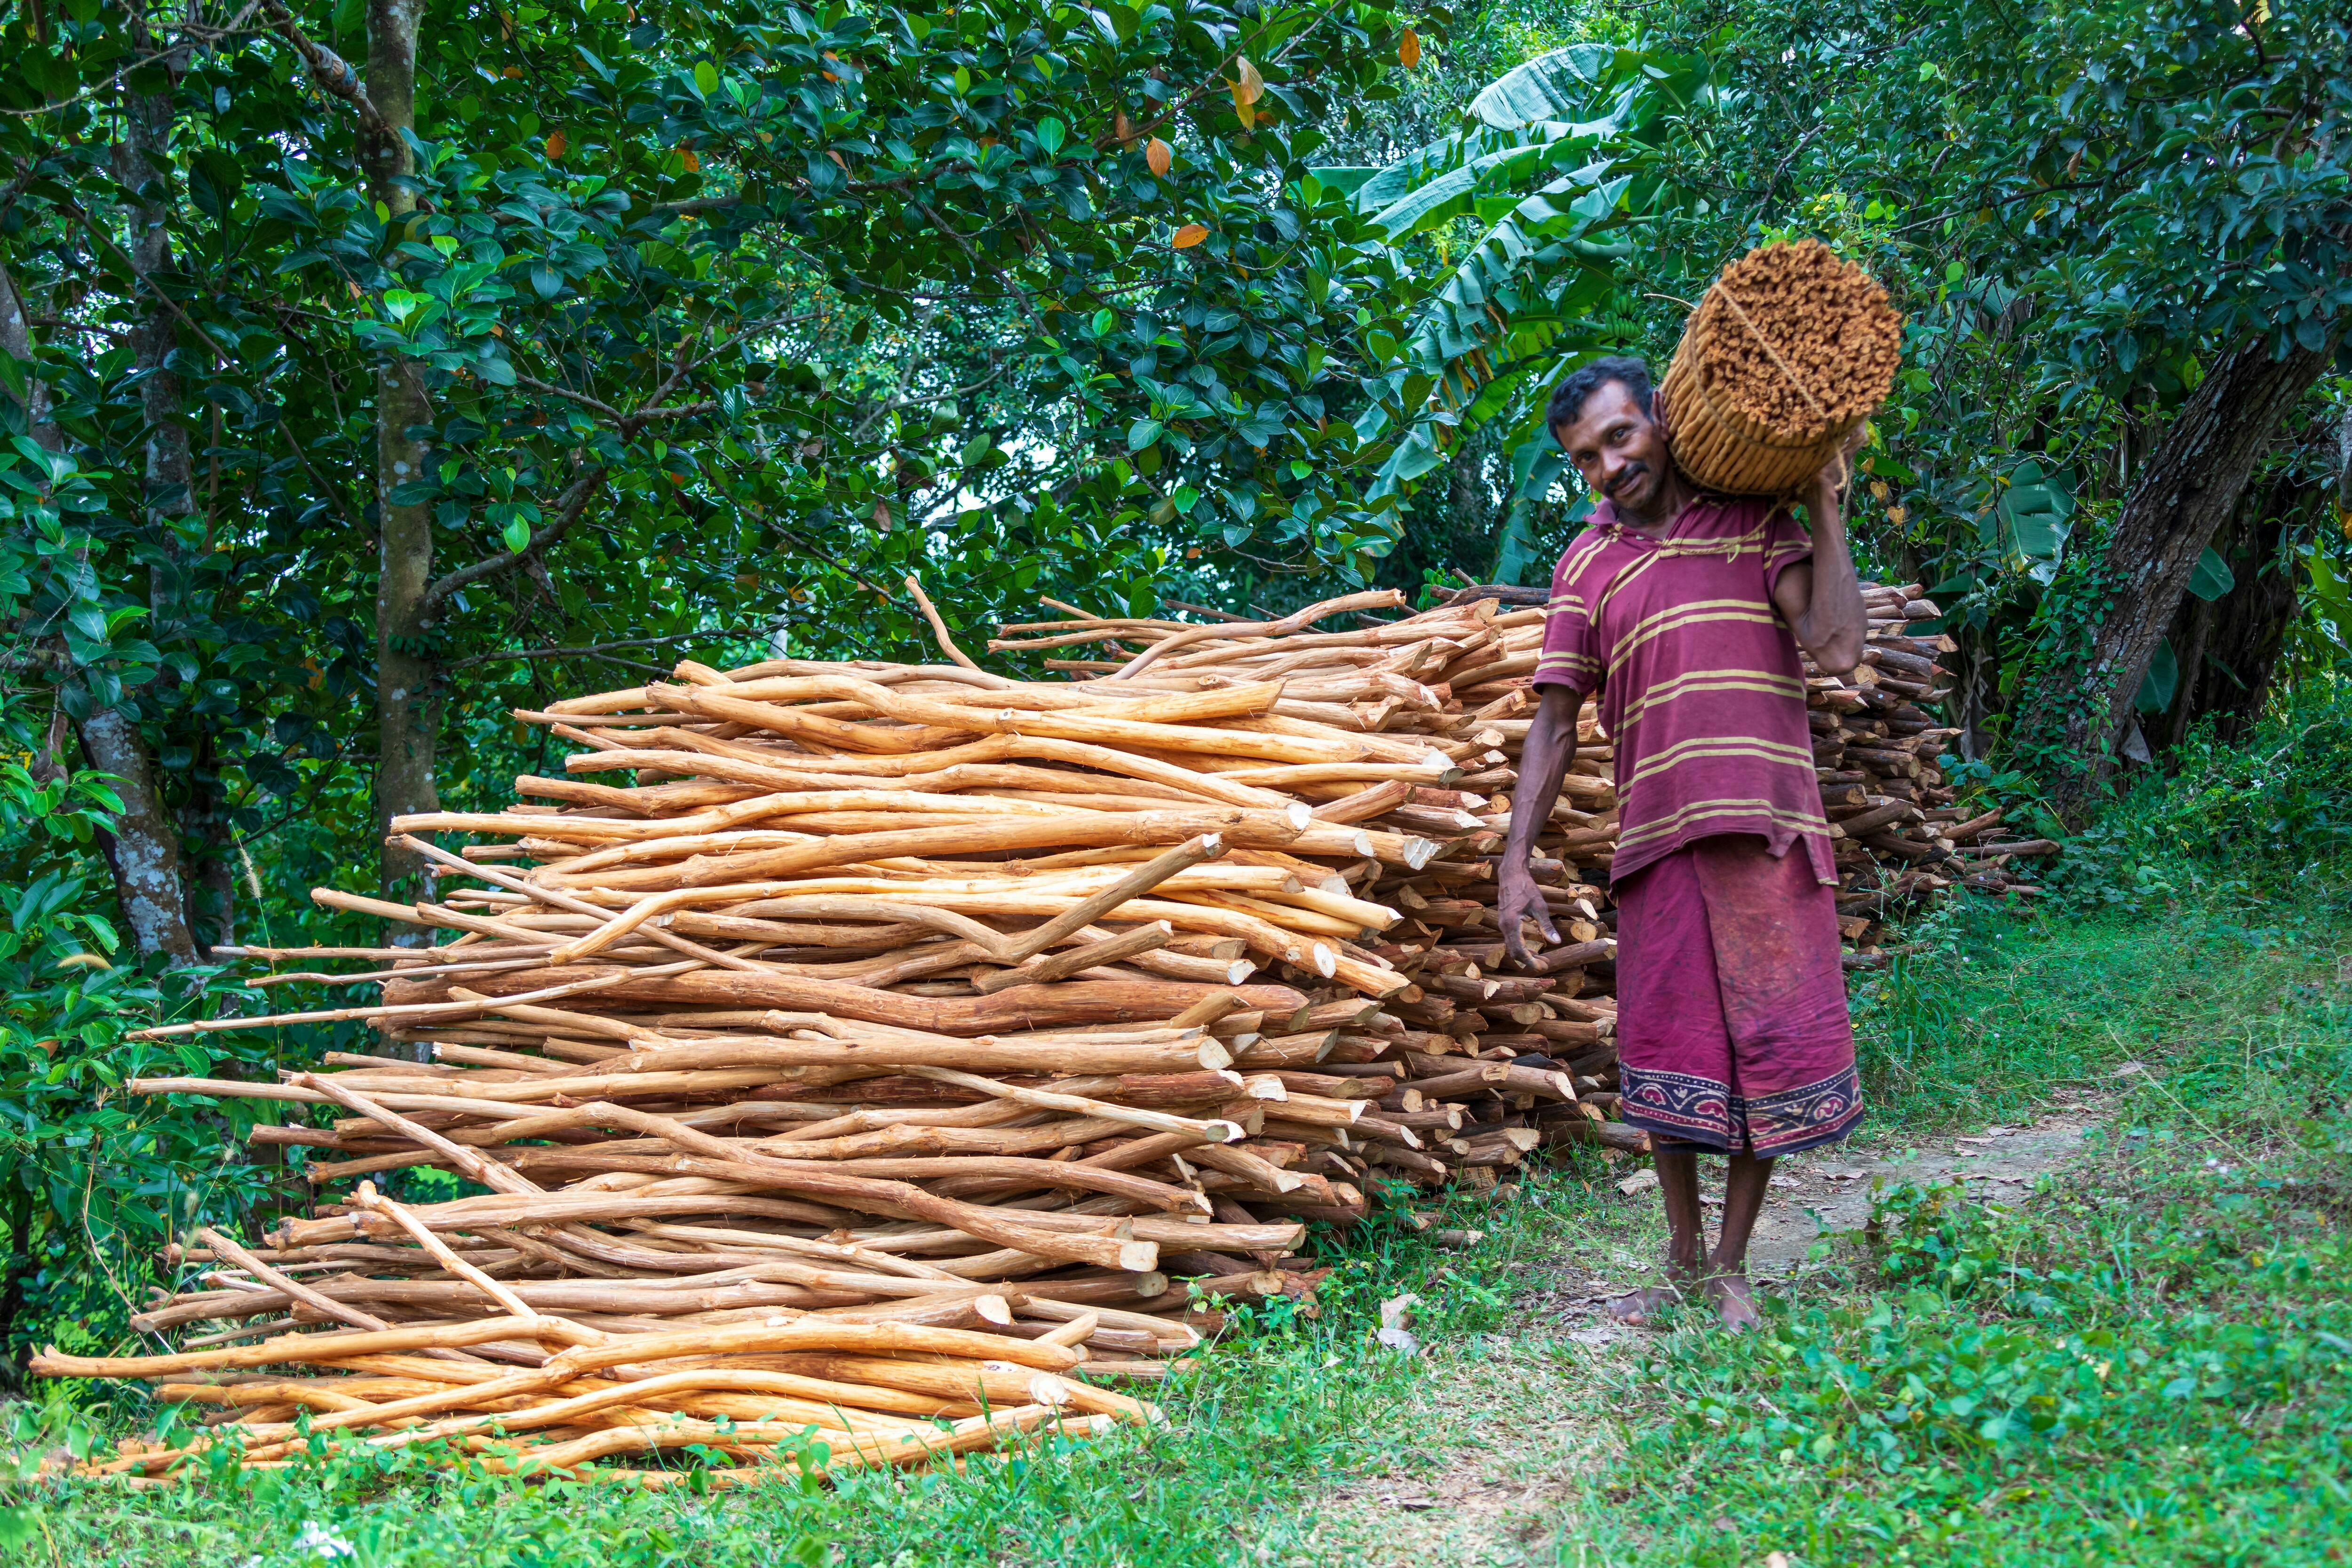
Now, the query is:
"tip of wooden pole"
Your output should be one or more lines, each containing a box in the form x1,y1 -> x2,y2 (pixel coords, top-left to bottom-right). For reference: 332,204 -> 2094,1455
1195,1038 -> 1234,1071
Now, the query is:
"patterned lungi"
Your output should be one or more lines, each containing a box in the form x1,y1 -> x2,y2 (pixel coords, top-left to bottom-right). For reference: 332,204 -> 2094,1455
1613,833 -> 1862,1156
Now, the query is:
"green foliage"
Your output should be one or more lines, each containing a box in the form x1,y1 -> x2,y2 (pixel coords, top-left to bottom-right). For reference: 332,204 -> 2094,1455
2038,674 -> 2352,908
1599,1168 -> 2352,1565
1329,35 -> 1705,563
1849,673 -> 2352,1133
0,729 -> 296,1375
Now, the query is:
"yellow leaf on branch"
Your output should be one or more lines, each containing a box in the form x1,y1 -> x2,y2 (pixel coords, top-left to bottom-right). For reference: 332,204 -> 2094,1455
1146,138 -> 1172,177
1400,30 -> 1421,68
1232,56 -> 1263,107
1171,223 -> 1210,249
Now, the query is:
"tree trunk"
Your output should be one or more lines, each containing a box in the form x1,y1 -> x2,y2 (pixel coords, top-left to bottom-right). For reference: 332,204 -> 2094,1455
181,741 -> 238,957
7,238 -> 199,964
2029,338 -> 2329,822
365,0 -> 440,912
2155,470 -> 2319,751
77,705 -> 199,962
72,13 -> 203,965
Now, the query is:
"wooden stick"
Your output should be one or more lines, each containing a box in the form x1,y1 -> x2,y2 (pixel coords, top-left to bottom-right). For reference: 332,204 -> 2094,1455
346,1184 -> 593,1338
127,954 -> 715,1041
999,834 -> 1226,964
1103,589 -> 1406,679
898,1065 -> 1243,1144
190,1227 -> 393,1337
393,835 -> 766,973
294,1074 -> 545,1197
971,922 -> 1175,995
906,576 -> 991,674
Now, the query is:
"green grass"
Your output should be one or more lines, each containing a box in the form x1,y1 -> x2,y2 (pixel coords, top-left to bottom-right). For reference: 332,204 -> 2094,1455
1849,883 -> 2352,1137
1557,1127 -> 2352,1566
8,886 -> 2350,1566
3,1329 -> 1408,1566
1543,884 -> 2352,1567
0,1156 -> 1631,1567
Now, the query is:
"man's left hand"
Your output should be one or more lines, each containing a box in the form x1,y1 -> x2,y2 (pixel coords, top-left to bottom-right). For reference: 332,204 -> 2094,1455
1808,421 -> 1870,506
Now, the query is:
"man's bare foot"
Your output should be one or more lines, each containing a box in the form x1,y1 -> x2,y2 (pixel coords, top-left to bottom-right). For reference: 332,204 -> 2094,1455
1702,1271 -> 1762,1331
1603,1283 -> 1686,1326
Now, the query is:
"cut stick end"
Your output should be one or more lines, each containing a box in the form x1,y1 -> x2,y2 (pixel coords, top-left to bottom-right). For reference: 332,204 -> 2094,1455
1116,1241 -> 1162,1274
1195,1038 -> 1235,1071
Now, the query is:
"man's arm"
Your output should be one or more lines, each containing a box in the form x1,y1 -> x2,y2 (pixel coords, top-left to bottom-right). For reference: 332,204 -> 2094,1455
1497,685 -> 1581,969
1772,444 -> 1869,676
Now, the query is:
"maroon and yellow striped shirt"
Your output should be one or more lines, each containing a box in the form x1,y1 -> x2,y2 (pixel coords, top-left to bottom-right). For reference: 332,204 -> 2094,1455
1531,495 -> 1836,887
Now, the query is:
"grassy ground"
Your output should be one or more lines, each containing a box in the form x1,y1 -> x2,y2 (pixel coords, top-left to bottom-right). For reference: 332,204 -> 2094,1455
6,885 -> 2349,1566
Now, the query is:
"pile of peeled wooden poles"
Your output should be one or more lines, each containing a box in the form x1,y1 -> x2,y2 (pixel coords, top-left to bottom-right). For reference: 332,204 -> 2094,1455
35,583 -> 2047,1484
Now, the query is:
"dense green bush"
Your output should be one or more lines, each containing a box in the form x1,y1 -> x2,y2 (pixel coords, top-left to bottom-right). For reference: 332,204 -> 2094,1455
0,740 -> 289,1381
2036,675 -> 2352,912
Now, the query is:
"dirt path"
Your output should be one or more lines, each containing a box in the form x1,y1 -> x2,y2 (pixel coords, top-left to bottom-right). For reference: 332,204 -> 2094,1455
1294,1091 -> 2116,1567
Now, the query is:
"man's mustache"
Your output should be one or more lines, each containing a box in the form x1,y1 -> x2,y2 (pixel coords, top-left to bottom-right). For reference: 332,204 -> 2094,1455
1603,462 -> 1650,499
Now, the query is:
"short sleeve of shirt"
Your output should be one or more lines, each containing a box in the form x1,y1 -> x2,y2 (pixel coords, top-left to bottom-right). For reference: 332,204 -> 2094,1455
1531,539 -> 1603,697
1762,506 -> 1814,600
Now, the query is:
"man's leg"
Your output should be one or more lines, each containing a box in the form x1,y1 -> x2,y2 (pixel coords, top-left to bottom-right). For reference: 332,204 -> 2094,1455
1702,1151 -> 1774,1330
1606,1145 -> 1708,1324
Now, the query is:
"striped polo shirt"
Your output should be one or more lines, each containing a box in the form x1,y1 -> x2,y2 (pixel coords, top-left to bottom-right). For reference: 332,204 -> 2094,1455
1531,494 -> 1836,887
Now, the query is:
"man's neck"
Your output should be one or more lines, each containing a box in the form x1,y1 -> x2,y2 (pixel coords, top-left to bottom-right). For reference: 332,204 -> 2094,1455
1612,468 -> 1700,537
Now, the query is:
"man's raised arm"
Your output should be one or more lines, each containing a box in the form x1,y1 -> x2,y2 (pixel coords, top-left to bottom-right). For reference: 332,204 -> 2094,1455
1771,444 -> 1869,676
1497,684 -> 1582,969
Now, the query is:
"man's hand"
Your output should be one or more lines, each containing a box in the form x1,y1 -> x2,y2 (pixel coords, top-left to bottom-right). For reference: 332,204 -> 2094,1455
1498,857 -> 1561,971
1498,685 -> 1583,968
1806,419 -> 1870,507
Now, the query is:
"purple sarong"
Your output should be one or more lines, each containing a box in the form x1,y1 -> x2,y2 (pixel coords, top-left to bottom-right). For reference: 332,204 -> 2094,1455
1613,833 -> 1862,1156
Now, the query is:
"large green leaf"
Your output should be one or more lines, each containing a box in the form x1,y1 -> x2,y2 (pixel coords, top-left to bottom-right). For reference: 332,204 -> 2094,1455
1998,459 -> 2075,570
2134,636 -> 2179,715
1468,44 -> 1616,128
2187,545 -> 2236,602
1368,164 -> 1484,240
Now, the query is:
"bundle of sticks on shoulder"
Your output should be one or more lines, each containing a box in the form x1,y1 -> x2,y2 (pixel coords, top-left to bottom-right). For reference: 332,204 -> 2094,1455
39,580 -> 2051,1487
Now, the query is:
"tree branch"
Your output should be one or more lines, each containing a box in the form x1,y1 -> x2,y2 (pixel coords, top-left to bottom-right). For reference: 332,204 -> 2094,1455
420,463 -> 609,616
254,0 -> 386,136
445,630 -> 761,670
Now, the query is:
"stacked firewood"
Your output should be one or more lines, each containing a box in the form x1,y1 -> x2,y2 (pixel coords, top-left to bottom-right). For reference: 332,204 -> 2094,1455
36,582 -> 2048,1484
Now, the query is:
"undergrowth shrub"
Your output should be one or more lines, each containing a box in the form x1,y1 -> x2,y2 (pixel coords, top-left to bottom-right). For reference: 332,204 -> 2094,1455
0,742 -> 282,1382
2038,676 -> 2352,911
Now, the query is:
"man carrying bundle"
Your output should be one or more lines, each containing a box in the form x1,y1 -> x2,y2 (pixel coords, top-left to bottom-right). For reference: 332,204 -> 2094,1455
1498,355 -> 1867,1331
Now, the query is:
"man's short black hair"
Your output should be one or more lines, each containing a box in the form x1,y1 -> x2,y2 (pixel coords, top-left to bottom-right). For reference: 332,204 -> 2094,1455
1546,355 -> 1654,438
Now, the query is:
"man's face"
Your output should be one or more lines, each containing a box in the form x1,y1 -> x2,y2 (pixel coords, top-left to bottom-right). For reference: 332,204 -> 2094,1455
1554,379 -> 1669,518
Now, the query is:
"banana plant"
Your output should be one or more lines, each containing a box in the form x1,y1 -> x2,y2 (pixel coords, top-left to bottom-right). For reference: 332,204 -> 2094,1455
1318,43 -> 1715,579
